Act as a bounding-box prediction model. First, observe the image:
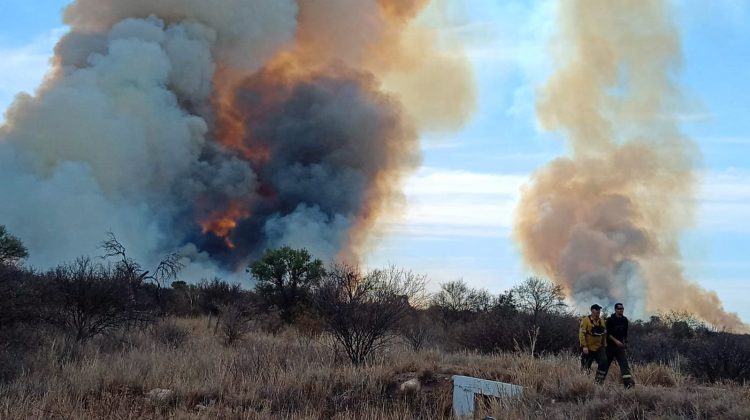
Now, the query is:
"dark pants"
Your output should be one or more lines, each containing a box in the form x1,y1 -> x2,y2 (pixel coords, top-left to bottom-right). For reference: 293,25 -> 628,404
605,345 -> 634,388
581,347 -> 608,384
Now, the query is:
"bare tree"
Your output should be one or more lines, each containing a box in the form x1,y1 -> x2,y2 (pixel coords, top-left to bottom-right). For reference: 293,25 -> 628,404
507,277 -> 569,356
431,279 -> 493,323
511,276 -> 567,327
398,312 -> 434,352
101,231 -> 183,312
314,264 -> 426,365
41,257 -> 154,342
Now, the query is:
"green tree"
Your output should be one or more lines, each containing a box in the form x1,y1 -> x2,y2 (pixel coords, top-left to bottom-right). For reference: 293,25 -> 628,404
249,246 -> 325,323
0,225 -> 28,266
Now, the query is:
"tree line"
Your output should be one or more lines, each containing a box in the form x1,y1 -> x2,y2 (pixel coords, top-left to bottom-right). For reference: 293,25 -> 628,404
1,225 -> 749,384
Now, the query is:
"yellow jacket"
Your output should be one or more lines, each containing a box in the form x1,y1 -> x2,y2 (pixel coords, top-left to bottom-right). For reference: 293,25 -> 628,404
579,316 -> 607,351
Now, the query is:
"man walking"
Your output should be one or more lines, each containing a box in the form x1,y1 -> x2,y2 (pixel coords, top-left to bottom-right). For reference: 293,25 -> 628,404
605,303 -> 635,388
579,303 -> 608,384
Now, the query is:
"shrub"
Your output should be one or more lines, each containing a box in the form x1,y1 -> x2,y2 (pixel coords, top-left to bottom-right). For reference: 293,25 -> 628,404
457,309 -> 525,353
39,257 -> 156,342
218,303 -> 255,346
152,320 -> 190,349
398,311 -> 435,352
314,264 -> 426,365
686,332 -> 750,383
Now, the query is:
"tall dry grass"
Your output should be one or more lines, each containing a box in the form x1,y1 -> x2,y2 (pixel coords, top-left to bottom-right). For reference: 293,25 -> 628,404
1,317 -> 749,419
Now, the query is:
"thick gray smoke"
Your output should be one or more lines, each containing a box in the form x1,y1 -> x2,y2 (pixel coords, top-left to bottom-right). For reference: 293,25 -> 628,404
2,15 -> 231,272
0,0 -> 436,277
194,69 -> 417,266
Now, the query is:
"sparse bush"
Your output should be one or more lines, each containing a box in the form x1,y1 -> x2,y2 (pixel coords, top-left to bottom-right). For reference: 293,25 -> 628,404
152,320 -> 190,349
294,311 -> 324,340
399,311 -> 435,352
314,264 -> 426,365
40,257 -> 156,342
218,303 -> 255,346
165,280 -> 200,316
255,307 -> 285,335
196,278 -> 246,316
457,308 -> 525,353
0,325 -> 43,383
686,332 -> 750,383
532,312 -> 579,354
627,324 -> 686,364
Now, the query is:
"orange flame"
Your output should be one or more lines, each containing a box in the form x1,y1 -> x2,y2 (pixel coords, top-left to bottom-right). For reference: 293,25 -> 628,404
200,202 -> 250,249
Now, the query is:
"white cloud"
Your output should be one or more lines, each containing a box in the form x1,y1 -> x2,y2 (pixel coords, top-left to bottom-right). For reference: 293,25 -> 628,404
382,223 -> 511,240
380,166 -> 750,242
382,167 -> 527,239
404,167 -> 526,196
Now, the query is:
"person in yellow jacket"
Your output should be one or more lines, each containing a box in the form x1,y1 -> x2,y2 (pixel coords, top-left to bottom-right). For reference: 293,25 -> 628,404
579,303 -> 608,384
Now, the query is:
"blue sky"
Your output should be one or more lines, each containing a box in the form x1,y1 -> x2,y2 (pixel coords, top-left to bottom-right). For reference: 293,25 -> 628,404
1,1 -> 748,323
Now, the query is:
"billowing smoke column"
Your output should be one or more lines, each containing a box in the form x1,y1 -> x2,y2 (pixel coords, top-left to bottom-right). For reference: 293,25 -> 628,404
515,0 -> 747,331
0,0 -> 474,274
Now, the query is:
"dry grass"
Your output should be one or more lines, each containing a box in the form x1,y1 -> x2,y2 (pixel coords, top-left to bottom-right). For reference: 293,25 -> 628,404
1,317 -> 748,419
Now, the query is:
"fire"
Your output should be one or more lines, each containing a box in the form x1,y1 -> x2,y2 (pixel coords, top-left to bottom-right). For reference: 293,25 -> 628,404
212,71 -> 272,163
200,203 -> 250,249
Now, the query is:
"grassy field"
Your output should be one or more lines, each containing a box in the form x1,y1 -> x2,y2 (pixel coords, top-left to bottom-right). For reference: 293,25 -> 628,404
1,317 -> 749,419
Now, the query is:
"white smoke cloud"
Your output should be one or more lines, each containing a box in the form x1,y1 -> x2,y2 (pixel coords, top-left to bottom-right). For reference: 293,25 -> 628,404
0,153 -> 164,267
264,204 -> 351,261
62,0 -> 298,71
0,11 -> 273,272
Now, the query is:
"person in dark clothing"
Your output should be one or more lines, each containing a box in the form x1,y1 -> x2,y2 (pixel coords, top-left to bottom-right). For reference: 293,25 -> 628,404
604,303 -> 635,388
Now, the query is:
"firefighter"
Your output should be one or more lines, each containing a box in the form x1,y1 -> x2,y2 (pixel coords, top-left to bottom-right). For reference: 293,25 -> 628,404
579,303 -> 608,384
604,303 -> 635,388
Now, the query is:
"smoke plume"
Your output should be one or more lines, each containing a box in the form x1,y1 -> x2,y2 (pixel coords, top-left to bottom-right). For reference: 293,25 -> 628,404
0,0 -> 474,275
514,0 -> 747,331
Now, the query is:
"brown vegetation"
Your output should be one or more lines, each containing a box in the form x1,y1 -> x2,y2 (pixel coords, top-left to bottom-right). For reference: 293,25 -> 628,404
1,317 -> 749,419
1,238 -> 749,418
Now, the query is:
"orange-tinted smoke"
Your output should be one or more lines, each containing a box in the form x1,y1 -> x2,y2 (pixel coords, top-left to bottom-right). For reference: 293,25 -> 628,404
211,0 -> 471,263
212,0 -> 475,147
514,0 -> 747,331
